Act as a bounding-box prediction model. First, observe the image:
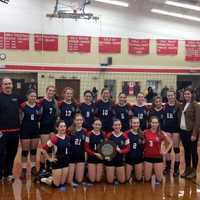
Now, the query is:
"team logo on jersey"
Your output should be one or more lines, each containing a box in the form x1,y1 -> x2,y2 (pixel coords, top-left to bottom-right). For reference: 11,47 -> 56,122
12,98 -> 18,102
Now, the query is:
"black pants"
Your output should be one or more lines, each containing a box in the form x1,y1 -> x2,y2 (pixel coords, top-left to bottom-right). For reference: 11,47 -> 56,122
0,132 -> 19,177
180,129 -> 198,169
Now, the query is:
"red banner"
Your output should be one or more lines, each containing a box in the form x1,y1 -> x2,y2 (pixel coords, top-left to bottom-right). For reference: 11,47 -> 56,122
185,40 -> 200,61
4,32 -> 29,50
0,32 -> 4,49
67,35 -> 91,53
34,34 -> 58,51
128,39 -> 149,55
157,39 -> 178,55
99,37 -> 121,53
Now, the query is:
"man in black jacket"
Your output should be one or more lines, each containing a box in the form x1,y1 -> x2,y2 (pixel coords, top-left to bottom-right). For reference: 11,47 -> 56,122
0,77 -> 21,182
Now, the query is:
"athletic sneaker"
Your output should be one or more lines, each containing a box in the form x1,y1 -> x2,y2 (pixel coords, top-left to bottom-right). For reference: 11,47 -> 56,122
181,168 -> 191,178
59,185 -> 67,192
31,167 -> 37,176
20,168 -> 27,180
7,175 -> 15,182
71,181 -> 79,188
114,180 -> 119,186
82,182 -> 93,187
40,177 -> 53,185
173,170 -> 180,177
186,169 -> 197,179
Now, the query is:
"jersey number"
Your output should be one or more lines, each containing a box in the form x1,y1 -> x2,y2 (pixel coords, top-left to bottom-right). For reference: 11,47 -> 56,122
75,139 -> 81,145
65,110 -> 72,117
102,109 -> 108,116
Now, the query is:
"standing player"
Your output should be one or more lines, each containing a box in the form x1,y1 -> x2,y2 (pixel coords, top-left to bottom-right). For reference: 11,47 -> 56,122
0,77 -> 21,182
40,120 -> 70,189
105,119 -> 130,184
85,119 -> 104,183
39,85 -> 58,175
132,92 -> 148,131
143,116 -> 172,184
79,90 -> 95,131
125,117 -> 143,182
95,88 -> 114,132
149,96 -> 164,129
59,87 -> 78,128
67,114 -> 86,187
163,90 -> 180,176
20,89 -> 41,179
113,92 -> 132,132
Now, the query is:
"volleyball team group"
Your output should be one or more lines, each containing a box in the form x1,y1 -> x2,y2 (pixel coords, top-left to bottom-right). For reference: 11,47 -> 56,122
0,77 -> 200,190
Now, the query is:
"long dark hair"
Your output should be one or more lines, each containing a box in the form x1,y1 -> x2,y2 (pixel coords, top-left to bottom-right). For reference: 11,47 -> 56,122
183,87 -> 194,104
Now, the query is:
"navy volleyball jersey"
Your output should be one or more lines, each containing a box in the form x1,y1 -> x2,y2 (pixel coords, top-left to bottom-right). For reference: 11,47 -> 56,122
163,104 -> 179,133
149,108 -> 164,129
126,131 -> 143,160
132,105 -> 149,131
69,128 -> 86,161
113,103 -> 132,132
106,132 -> 130,159
20,102 -> 41,134
95,99 -> 114,132
44,135 -> 71,168
39,98 -> 57,133
85,131 -> 105,156
79,102 -> 95,130
59,101 -> 77,128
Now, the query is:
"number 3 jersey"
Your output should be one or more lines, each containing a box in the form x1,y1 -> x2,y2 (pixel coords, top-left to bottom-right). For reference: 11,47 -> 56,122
143,129 -> 165,158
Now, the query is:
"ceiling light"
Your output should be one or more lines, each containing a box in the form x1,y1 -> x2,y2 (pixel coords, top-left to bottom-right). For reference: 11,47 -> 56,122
151,9 -> 200,22
165,0 -> 200,11
94,0 -> 129,7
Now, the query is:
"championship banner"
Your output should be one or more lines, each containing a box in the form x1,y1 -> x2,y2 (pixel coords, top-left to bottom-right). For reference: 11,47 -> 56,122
157,39 -> 178,55
128,39 -> 149,55
185,40 -> 200,61
99,37 -> 121,53
67,35 -> 91,53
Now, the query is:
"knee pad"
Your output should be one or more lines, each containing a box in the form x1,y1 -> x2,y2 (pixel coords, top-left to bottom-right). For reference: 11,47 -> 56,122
30,149 -> 37,156
168,148 -> 172,153
174,147 -> 180,154
22,150 -> 29,157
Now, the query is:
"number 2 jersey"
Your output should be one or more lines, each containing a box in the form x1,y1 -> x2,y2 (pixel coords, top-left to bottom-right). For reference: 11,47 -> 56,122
125,131 -> 143,162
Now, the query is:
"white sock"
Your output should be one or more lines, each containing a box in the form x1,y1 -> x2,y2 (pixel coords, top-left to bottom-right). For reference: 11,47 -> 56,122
31,162 -> 36,167
22,162 -> 27,169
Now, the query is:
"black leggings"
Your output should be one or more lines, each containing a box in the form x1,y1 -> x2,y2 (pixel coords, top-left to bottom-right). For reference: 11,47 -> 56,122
180,130 -> 198,169
0,132 -> 19,177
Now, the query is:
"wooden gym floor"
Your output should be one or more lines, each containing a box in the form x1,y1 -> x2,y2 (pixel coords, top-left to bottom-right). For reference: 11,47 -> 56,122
0,145 -> 200,200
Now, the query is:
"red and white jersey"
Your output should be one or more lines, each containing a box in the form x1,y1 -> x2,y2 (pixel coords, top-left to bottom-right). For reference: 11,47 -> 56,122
143,129 -> 165,158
